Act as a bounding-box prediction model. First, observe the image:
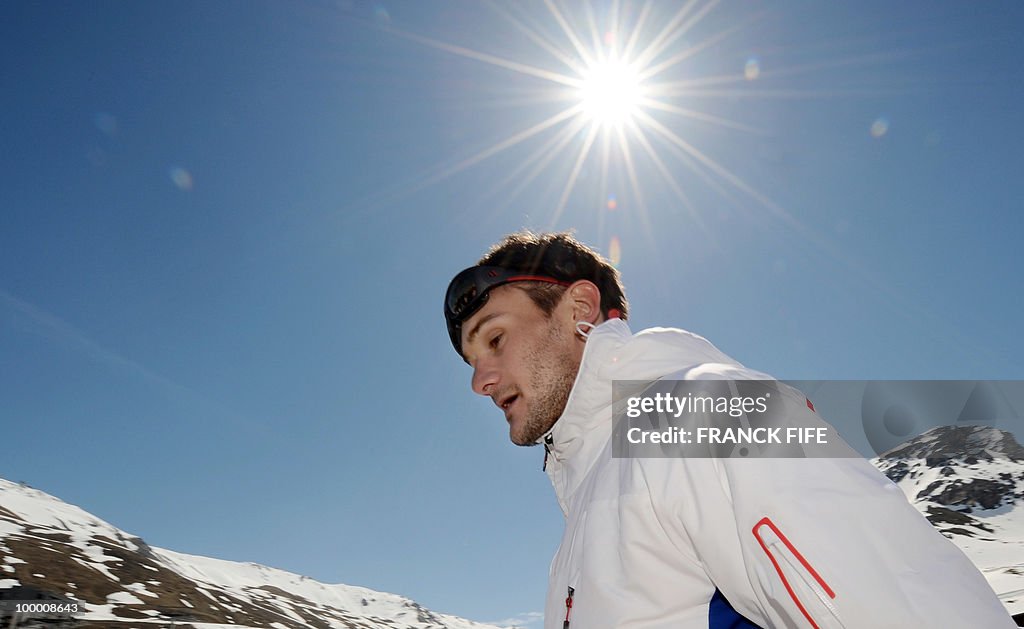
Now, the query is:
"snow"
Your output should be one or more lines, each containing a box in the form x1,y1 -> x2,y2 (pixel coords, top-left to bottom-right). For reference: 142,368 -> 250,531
154,547 -> 460,625
107,591 -> 145,605
125,581 -> 159,598
0,480 -> 122,538
0,520 -> 23,536
76,603 -> 115,621
75,543 -> 122,582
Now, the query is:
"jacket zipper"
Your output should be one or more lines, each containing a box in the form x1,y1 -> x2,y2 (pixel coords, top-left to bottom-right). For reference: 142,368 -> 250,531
563,586 -> 574,628
752,517 -> 843,629
775,544 -> 842,623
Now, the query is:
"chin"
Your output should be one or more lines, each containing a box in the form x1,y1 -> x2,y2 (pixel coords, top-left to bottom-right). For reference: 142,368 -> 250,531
508,423 -> 536,447
509,430 -> 530,447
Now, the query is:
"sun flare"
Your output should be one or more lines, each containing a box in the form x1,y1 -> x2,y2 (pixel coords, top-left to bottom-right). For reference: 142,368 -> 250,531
577,58 -> 644,128
384,1 -> 816,234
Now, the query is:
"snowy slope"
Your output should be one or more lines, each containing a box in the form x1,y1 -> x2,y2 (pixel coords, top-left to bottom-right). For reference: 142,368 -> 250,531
0,478 -> 510,628
873,425 -> 1024,618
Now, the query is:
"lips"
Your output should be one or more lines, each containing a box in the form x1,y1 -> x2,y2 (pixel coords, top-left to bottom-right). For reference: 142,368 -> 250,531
497,392 -> 520,419
500,393 -> 519,410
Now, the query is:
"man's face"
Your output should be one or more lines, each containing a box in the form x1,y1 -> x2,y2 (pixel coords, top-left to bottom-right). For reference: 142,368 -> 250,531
461,284 -> 583,446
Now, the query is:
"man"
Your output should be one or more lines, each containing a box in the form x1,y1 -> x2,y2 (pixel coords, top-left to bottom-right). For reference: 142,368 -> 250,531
444,231 -> 1014,628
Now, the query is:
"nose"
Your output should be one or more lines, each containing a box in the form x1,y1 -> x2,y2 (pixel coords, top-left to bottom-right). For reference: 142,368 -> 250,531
471,356 -> 500,397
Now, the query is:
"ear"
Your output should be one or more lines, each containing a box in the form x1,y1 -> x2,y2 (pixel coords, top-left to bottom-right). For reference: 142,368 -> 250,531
564,280 -> 603,325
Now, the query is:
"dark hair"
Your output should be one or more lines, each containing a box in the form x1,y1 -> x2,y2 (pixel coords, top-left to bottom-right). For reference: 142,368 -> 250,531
477,231 -> 629,320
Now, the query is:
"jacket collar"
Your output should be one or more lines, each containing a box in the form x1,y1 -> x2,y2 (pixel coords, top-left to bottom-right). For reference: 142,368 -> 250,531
540,319 -> 746,513
540,317 -> 630,462
540,318 -> 631,514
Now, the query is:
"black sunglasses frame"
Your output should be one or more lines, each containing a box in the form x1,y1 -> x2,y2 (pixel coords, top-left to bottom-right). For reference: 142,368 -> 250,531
444,266 -> 570,360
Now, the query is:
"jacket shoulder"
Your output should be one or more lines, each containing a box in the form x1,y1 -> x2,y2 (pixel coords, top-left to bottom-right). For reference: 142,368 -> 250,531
608,326 -> 772,382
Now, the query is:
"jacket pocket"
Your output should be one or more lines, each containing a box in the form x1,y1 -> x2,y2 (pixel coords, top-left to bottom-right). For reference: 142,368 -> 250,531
752,517 -> 845,629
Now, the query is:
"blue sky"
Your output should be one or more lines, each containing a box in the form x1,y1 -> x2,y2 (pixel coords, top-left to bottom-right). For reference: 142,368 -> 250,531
2,1 -> 1022,626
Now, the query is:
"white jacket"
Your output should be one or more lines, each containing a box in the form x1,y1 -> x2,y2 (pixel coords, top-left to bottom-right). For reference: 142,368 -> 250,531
540,319 -> 1013,628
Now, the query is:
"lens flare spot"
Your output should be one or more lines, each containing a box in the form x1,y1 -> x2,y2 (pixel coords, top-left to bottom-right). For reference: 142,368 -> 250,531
373,4 -> 391,24
94,113 -> 117,136
744,57 -> 760,81
609,236 -> 622,266
603,31 -> 615,47
607,194 -> 617,211
870,117 -> 889,138
169,167 -> 193,191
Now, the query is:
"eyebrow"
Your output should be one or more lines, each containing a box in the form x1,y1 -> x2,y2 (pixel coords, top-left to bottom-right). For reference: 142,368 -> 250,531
465,312 -> 502,348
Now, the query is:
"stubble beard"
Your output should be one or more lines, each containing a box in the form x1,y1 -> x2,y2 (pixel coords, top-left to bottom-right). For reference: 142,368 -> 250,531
510,321 -> 580,447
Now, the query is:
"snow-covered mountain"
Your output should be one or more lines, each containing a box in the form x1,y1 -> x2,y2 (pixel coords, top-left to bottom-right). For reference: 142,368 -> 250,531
873,425 -> 1024,621
0,478 -> 508,628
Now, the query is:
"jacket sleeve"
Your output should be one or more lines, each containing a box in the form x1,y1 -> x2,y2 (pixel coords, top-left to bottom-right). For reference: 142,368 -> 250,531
658,373 -> 1016,628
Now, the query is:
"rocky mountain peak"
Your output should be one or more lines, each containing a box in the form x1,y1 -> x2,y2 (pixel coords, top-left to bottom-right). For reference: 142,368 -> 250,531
878,425 -> 1024,464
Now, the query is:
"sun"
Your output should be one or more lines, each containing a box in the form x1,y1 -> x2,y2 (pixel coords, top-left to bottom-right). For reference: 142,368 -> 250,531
577,58 -> 644,128
383,1 -> 796,229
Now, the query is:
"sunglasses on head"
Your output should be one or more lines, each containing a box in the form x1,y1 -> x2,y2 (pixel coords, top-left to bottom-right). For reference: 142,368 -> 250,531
444,265 -> 571,360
